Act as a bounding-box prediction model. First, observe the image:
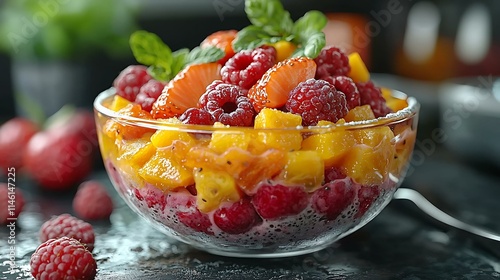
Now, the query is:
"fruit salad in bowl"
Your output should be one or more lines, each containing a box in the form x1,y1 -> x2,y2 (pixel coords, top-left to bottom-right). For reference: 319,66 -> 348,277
94,0 -> 419,257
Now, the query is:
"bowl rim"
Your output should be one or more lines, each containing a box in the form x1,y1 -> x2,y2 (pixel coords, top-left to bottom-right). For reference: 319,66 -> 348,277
94,88 -> 420,133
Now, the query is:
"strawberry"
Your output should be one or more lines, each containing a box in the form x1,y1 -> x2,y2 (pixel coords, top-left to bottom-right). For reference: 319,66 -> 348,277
201,30 -> 238,65
151,63 -> 222,119
248,57 -> 316,112
0,117 -> 39,172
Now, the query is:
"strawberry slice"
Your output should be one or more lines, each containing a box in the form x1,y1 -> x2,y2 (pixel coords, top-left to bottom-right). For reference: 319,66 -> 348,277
248,57 -> 316,112
151,62 -> 221,119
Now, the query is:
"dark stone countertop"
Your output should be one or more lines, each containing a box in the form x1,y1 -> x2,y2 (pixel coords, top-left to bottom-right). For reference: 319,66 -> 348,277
2,146 -> 500,280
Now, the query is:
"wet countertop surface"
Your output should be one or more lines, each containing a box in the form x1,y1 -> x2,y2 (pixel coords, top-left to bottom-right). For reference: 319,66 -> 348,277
2,147 -> 500,280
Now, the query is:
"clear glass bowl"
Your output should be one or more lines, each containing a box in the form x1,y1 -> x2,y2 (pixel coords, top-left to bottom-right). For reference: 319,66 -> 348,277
93,89 -> 419,258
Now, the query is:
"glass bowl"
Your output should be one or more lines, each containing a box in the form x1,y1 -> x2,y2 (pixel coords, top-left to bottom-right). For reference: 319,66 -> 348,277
93,88 -> 419,258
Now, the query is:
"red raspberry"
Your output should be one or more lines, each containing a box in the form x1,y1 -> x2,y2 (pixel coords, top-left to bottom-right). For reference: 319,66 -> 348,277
324,166 -> 346,183
314,46 -> 350,79
30,237 -> 97,280
167,192 -> 213,234
356,81 -> 392,118
323,76 -> 361,110
252,184 -> 308,220
221,46 -> 276,89
135,79 -> 164,112
285,79 -> 349,126
312,179 -> 355,220
0,182 -> 25,224
73,181 -> 114,220
355,185 -> 380,218
179,108 -> 215,125
213,198 -> 262,234
39,214 -> 95,251
198,81 -> 255,126
133,186 -> 167,211
113,65 -> 151,101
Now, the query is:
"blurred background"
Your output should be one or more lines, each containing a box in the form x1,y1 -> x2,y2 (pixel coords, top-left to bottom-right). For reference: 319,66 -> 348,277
0,0 -> 499,169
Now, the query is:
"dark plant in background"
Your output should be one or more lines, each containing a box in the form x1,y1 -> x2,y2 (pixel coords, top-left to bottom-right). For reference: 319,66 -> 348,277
0,0 -> 139,59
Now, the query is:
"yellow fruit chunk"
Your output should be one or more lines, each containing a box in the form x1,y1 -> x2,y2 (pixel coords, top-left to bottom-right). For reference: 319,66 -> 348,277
254,108 -> 303,151
341,144 -> 393,186
344,104 -> 376,122
381,87 -> 408,112
150,118 -> 197,148
139,145 -> 194,191
108,95 -> 132,112
348,52 -> 370,83
390,122 -> 417,175
194,168 -> 241,213
208,122 -> 254,153
185,146 -> 286,194
278,150 -> 324,192
301,119 -> 355,167
117,137 -> 156,168
271,41 -> 297,62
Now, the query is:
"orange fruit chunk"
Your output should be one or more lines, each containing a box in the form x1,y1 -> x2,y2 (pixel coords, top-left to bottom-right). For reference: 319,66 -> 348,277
103,104 -> 155,140
248,57 -> 316,112
151,62 -> 221,119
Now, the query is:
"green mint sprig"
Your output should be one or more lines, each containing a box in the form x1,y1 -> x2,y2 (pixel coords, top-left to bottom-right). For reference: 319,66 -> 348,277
233,0 -> 327,59
129,30 -> 224,82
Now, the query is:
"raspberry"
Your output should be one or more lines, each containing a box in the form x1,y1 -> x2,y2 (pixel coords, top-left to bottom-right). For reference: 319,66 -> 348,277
324,166 -> 346,183
252,183 -> 308,220
312,178 -> 355,220
314,46 -> 350,79
355,185 -> 380,218
39,214 -> 95,251
213,198 -> 262,234
198,81 -> 255,126
356,81 -> 392,118
113,65 -> 151,101
135,79 -> 164,112
30,237 -> 97,280
221,46 -> 276,89
324,76 -> 361,110
73,181 -> 114,220
167,192 -> 213,234
285,79 -> 349,126
133,186 -> 167,211
0,183 -> 25,224
179,108 -> 215,125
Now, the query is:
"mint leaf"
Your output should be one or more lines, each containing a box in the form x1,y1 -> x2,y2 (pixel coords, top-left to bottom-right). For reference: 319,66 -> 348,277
187,46 -> 224,65
130,30 -> 173,81
233,25 -> 272,51
303,31 -> 325,58
292,11 -> 328,42
245,0 -> 293,36
171,48 -> 189,76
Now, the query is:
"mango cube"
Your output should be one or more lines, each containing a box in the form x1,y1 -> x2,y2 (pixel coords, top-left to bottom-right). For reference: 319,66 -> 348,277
139,146 -> 194,191
151,118 -> 196,148
194,168 -> 241,213
302,119 -> 355,166
278,150 -> 324,191
109,95 -> 132,112
209,122 -> 254,153
341,143 -> 394,186
254,108 -> 303,151
348,52 -> 370,83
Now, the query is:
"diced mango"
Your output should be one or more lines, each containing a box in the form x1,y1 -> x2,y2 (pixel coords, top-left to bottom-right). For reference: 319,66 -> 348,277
271,40 -> 297,62
302,119 -> 355,166
254,108 -> 303,151
194,168 -> 241,213
138,146 -> 194,191
381,87 -> 408,112
150,118 -> 196,148
109,95 -> 132,112
344,105 -> 376,122
341,143 -> 394,186
348,52 -> 370,83
278,150 -> 324,192
209,122 -> 254,153
103,104 -> 155,140
117,137 -> 156,168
